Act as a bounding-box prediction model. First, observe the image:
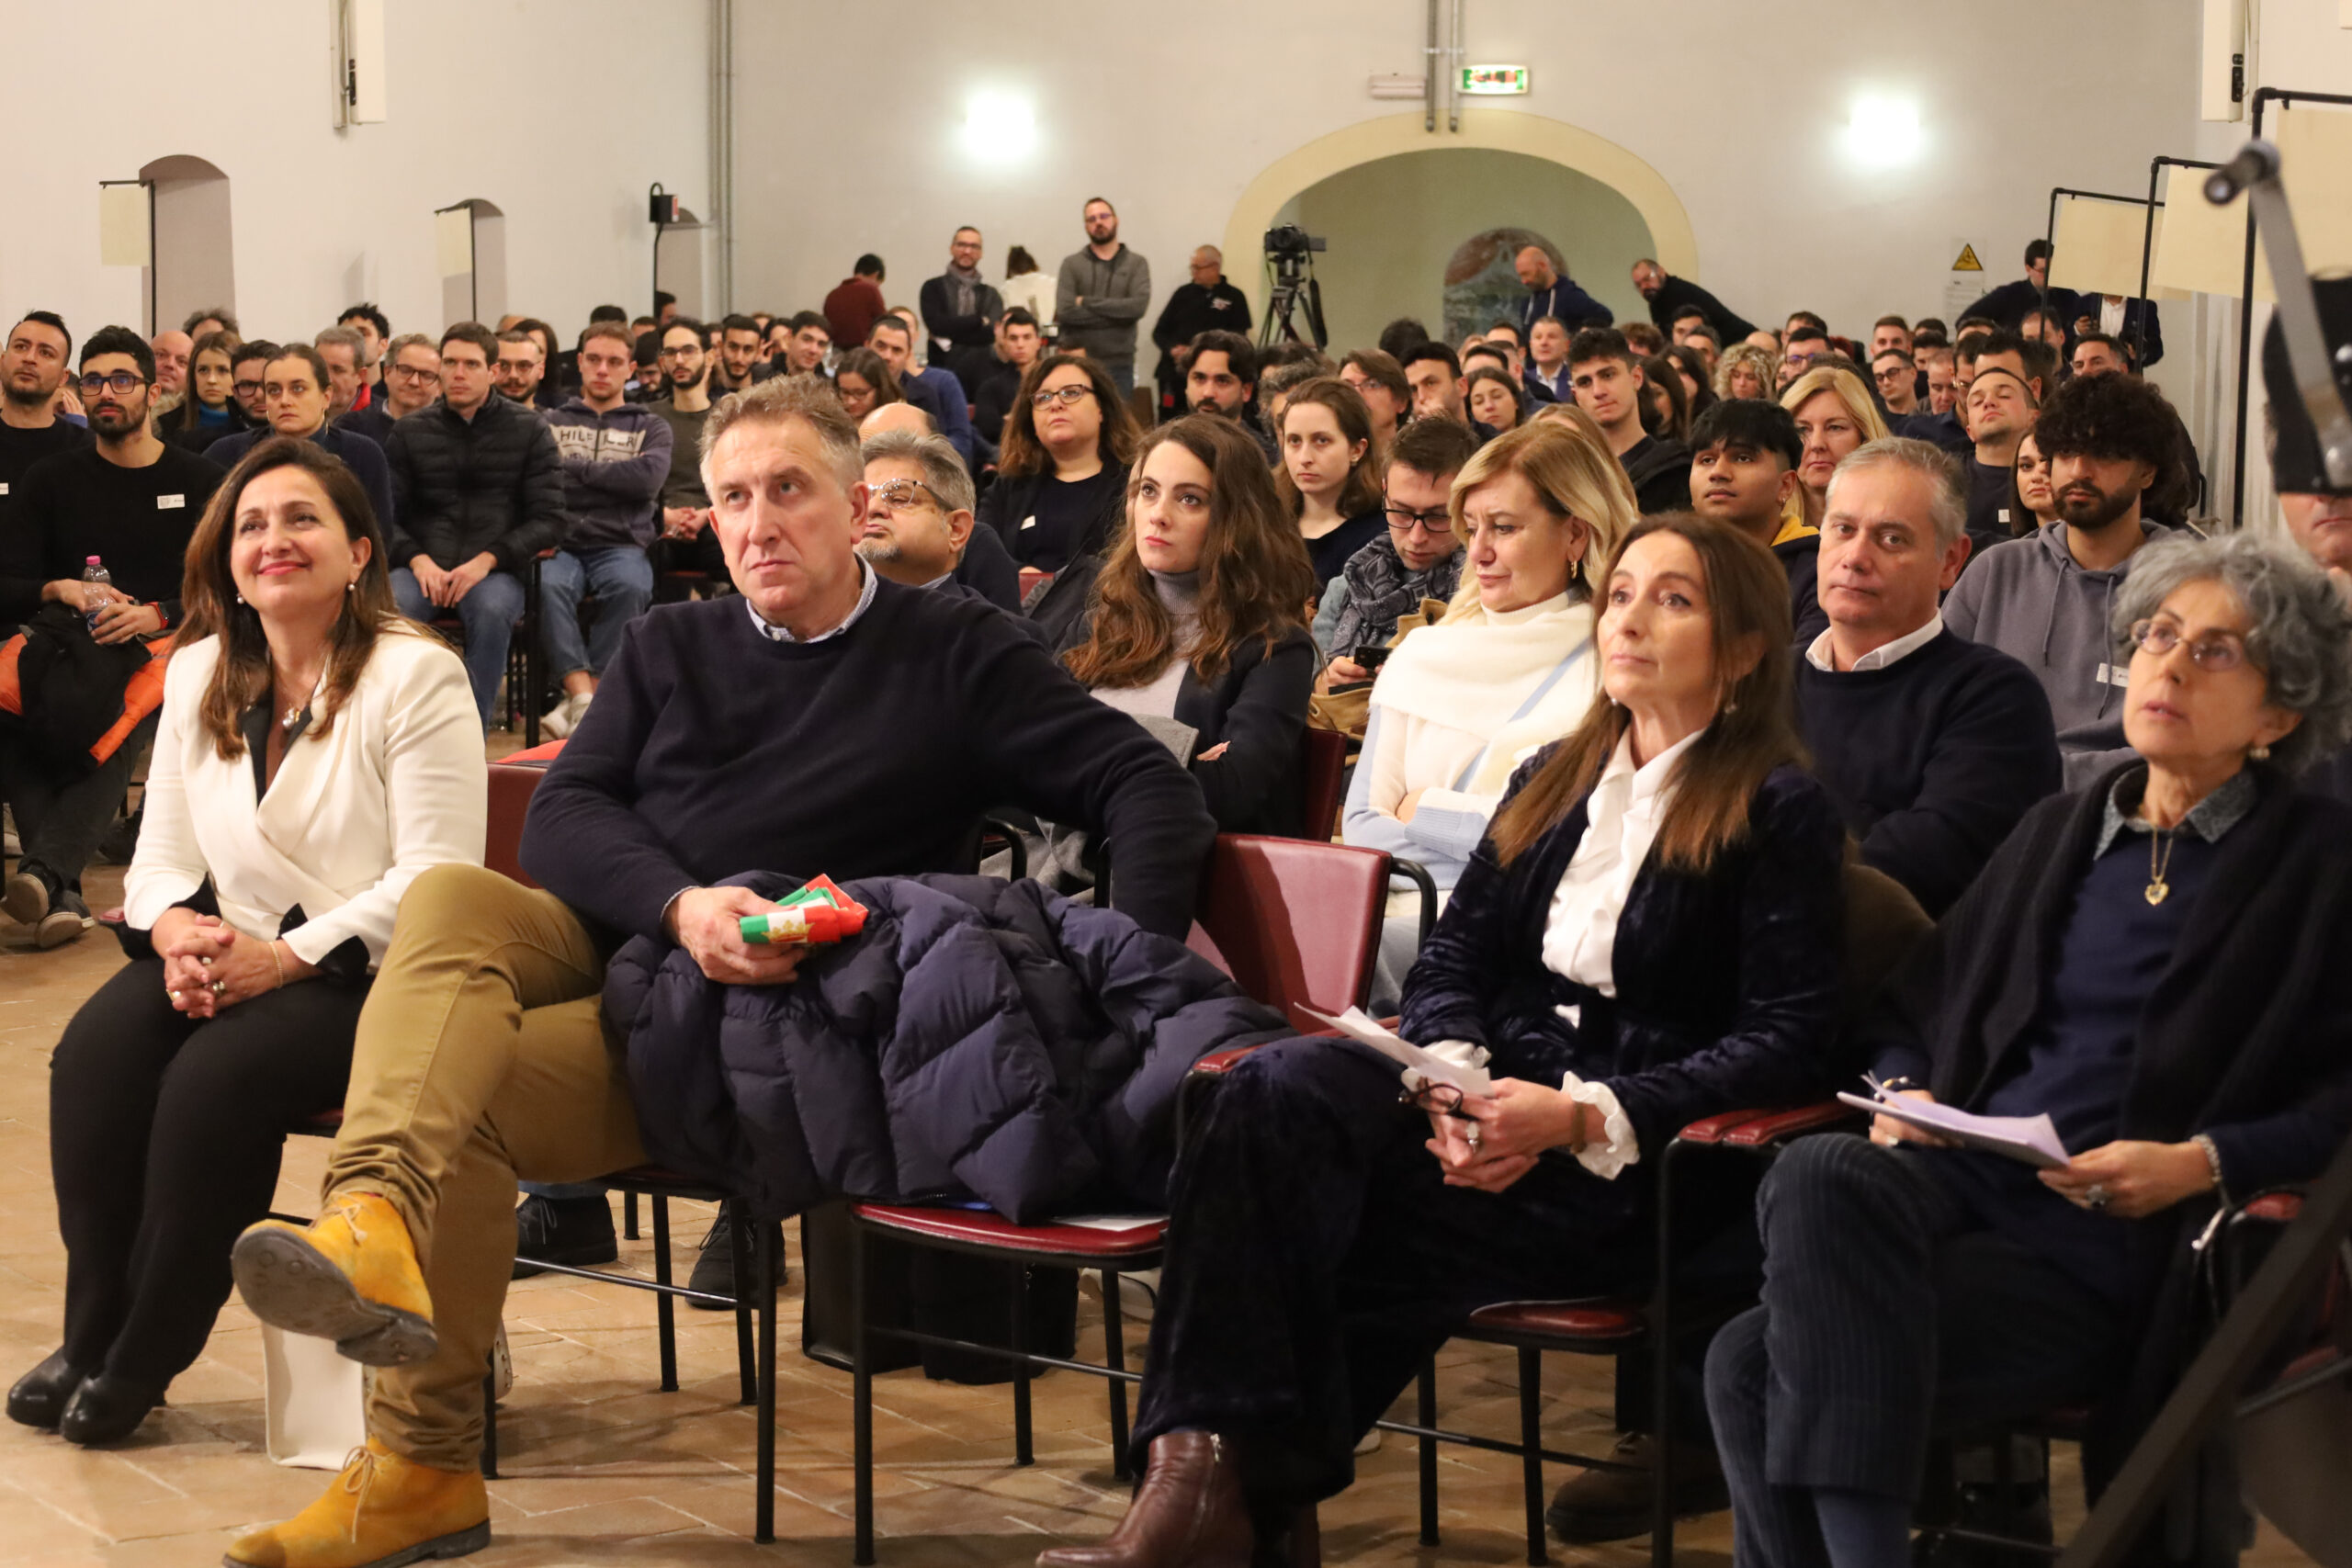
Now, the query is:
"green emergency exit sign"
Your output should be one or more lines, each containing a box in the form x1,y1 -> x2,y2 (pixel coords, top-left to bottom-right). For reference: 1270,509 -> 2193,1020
1460,64 -> 1530,95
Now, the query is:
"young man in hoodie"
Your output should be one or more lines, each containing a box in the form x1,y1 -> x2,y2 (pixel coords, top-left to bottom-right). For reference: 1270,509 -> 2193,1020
537,320 -> 672,740
1941,370 -> 2181,787
1569,326 -> 1690,515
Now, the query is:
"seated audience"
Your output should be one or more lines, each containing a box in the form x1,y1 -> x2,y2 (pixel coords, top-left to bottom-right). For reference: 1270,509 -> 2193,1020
1713,343 -> 1777,402
865,313 -> 978,468
1276,378 -> 1387,596
384,322 -> 565,726
1960,364 -> 2039,553
2071,332 -> 2132,380
978,351 -> 1137,589
1776,324 -> 1833,391
1570,327 -> 1691,513
1797,438 -> 2059,915
339,333 -> 441,452
10,438 -> 482,1447
2009,428 -> 2061,536
492,329 -> 550,412
1524,314 -> 1573,401
1464,365 -> 1526,433
973,308 -> 1044,449
1944,371 -> 2183,784
1259,357 -> 1333,435
1339,350 -> 1411,456
1871,347 -> 1918,420
1377,317 -> 1430,362
225,378 -> 1216,1568
1184,330 -> 1276,463
1687,399 -> 1829,645
830,347 -> 900,421
648,320 -> 723,581
228,340 -> 277,423
1709,529 -> 2352,1568
207,344 -> 396,540
537,321 -> 672,739
0,312 -> 89,514
1314,415 -> 1478,689
1662,344 -> 1717,422
1056,512 -> 1842,1568
314,327 -> 370,421
1399,342 -> 1498,443
1780,365 -> 1889,530
1340,412 -> 1627,992
162,331 -> 254,452
1622,321 -> 1668,358
2,328 -> 226,947
1638,354 -> 1693,444
860,427 -> 1023,613
1060,414 -> 1317,832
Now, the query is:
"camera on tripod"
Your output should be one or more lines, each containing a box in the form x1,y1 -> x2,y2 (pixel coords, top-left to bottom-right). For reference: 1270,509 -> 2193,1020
1263,224 -> 1327,265
1260,226 -> 1329,349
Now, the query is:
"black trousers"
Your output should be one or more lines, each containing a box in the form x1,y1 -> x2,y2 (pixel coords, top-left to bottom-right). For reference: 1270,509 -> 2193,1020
1132,1038 -> 1648,1506
1703,1134 -> 2129,1568
51,958 -> 367,1387
1,711 -> 157,895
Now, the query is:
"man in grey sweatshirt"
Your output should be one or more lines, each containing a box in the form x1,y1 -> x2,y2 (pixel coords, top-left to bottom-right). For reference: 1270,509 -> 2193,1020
1941,370 -> 2185,788
1055,197 -> 1152,395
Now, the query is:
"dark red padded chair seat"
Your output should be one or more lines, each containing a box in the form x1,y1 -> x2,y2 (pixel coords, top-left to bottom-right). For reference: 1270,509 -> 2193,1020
852,1202 -> 1166,1258
2245,1192 -> 2304,1223
1466,1298 -> 1647,1342
1300,727 -> 1350,843
1675,1110 -> 1769,1145
502,739 -> 567,767
1188,835 -> 1387,1030
1723,1100 -> 1863,1147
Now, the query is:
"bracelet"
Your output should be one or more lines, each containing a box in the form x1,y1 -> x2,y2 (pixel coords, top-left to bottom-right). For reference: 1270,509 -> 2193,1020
2192,1133 -> 2227,1197
267,940 -> 287,991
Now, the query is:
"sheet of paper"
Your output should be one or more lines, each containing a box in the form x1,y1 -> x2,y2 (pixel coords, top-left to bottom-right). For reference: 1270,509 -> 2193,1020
1047,1214 -> 1168,1234
1837,1089 -> 2069,1170
1300,1005 -> 1493,1096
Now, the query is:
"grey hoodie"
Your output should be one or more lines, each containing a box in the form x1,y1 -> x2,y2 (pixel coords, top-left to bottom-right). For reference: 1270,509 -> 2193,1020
1942,519 -> 2180,776
1054,243 -> 1153,368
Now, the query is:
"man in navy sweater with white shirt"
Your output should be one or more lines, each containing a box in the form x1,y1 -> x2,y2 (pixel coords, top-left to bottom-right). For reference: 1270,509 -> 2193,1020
1796,437 -> 2059,916
223,375 -> 1216,1564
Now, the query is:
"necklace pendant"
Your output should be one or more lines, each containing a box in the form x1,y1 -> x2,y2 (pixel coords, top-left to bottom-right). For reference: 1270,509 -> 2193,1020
2145,880 -> 2170,906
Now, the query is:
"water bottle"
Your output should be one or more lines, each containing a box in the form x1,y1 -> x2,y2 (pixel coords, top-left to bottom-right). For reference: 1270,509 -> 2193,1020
81,558 -> 110,633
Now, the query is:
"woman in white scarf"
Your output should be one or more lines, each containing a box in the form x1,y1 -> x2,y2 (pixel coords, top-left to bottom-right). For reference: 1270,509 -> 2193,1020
1343,410 -> 1639,998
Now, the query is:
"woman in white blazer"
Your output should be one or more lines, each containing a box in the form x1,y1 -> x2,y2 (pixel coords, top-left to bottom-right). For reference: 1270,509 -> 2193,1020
9,437 -> 485,1447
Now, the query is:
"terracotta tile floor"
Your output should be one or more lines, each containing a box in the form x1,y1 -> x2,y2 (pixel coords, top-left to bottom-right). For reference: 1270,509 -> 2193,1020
0,856 -> 2321,1565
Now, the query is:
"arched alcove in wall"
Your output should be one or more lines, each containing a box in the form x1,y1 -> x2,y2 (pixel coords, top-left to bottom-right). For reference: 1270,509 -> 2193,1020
138,154 -> 234,336
436,198 -> 507,329
656,206 -> 708,321
1223,110 -> 1696,351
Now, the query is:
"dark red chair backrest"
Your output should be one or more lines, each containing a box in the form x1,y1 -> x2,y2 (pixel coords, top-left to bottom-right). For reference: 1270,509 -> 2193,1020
486,740 -> 566,887
1299,727 -> 1349,843
1185,834 -> 1388,1028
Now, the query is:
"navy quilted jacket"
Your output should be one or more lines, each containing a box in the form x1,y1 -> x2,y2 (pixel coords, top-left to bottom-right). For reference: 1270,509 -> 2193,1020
605,871 -> 1288,1223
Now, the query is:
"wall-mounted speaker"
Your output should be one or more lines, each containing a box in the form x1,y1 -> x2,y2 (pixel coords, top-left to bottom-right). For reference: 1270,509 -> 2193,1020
2201,0 -> 2247,123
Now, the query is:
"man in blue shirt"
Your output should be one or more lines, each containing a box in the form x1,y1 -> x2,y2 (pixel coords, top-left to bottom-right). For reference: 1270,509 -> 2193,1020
865,314 -> 977,468
1514,244 -> 1611,334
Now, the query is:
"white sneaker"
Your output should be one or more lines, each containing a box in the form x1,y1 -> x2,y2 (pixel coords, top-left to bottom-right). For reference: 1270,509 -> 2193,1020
539,691 -> 591,739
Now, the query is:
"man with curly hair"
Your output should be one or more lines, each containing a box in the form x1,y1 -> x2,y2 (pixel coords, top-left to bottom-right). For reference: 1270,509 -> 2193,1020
1942,371 -> 2186,785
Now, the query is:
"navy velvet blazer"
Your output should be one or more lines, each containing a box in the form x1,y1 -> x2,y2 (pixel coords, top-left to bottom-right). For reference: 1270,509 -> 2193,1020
1401,755 -> 1847,1198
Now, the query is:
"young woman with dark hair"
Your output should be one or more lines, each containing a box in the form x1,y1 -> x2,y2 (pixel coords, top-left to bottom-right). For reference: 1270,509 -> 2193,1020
164,330 -> 256,452
10,437 -> 484,1448
1061,414 -> 1318,833
1047,513 -> 1845,1567
829,347 -> 901,421
978,353 -> 1146,637
1275,377 -> 1387,598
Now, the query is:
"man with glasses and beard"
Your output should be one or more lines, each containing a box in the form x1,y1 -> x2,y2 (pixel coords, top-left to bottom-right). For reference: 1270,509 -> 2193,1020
1056,197 -> 1151,395
649,319 -> 722,579
1943,370 -> 2185,786
492,331 -> 550,413
0,327 -> 225,948
0,313 -> 91,528
858,429 -> 1025,614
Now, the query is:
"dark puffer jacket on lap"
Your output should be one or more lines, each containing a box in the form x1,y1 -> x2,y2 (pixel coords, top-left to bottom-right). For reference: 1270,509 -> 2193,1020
605,870 -> 1289,1224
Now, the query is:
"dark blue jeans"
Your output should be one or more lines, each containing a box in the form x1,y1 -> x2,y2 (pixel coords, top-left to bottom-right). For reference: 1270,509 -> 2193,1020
538,547 -> 653,682
1703,1134 -> 2128,1568
391,566 -> 526,725
1132,1038 -> 1647,1507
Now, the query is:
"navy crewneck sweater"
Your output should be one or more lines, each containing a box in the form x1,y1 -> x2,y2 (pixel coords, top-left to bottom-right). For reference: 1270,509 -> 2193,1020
521,581 -> 1217,942
1792,628 -> 2060,915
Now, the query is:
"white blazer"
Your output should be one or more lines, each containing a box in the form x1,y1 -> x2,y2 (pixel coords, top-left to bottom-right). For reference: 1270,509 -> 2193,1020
124,627 -> 487,969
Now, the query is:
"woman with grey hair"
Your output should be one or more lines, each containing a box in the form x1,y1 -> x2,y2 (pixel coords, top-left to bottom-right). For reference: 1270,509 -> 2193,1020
1706,528 -> 2352,1567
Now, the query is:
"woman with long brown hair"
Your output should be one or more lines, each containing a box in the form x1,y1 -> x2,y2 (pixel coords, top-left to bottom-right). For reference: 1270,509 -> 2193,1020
830,347 -> 901,421
11,438 -> 485,1447
1276,376 -> 1388,597
164,328 -> 255,452
1061,414 -> 1317,833
1048,513 -> 1846,1567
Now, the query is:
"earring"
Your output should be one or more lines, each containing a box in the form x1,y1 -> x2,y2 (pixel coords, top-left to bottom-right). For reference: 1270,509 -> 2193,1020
346,580 -> 357,593
234,592 -> 244,605
2252,743 -> 2271,761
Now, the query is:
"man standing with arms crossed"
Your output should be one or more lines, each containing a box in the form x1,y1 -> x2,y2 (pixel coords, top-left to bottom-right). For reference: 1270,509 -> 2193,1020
1057,197 -> 1151,396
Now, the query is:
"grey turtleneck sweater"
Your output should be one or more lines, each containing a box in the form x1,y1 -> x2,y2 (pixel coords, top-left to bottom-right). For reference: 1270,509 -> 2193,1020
1091,570 -> 1201,722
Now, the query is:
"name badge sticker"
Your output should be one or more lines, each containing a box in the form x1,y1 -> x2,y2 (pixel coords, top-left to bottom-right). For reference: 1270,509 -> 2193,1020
1020,515 -> 1038,531
0,482 -> 9,495
2094,662 -> 2131,688
157,493 -> 186,510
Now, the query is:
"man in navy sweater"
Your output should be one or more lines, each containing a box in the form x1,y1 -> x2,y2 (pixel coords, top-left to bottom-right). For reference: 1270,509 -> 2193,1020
1797,437 -> 2060,916
226,376 -> 1216,1565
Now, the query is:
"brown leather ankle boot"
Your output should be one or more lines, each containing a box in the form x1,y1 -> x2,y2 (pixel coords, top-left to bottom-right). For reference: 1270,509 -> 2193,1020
1037,1431 -> 1254,1568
